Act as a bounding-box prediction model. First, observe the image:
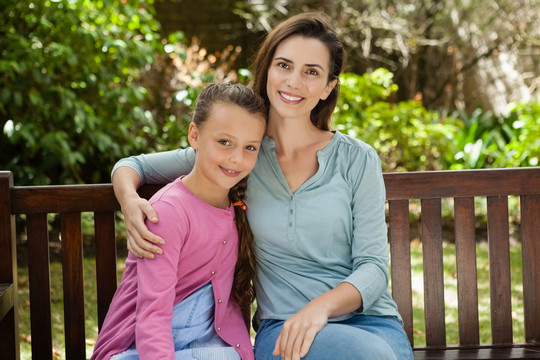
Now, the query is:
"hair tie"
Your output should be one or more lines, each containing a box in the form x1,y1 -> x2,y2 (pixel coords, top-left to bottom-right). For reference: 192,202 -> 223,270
233,201 -> 247,211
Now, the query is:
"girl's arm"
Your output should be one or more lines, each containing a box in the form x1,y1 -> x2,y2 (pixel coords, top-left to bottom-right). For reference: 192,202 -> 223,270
112,149 -> 196,258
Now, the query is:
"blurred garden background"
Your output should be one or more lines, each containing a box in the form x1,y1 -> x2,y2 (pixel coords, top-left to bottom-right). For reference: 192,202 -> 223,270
1,0 -> 539,358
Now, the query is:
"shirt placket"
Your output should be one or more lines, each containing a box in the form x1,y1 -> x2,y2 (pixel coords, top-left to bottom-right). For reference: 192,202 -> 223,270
287,194 -> 296,241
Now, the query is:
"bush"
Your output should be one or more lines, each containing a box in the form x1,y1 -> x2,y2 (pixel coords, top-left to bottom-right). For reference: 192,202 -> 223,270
333,69 -> 462,172
0,0 -> 163,185
451,101 -> 540,169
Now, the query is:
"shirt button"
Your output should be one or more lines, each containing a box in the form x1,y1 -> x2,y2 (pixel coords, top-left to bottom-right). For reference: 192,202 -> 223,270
289,222 -> 292,227
290,209 -> 293,214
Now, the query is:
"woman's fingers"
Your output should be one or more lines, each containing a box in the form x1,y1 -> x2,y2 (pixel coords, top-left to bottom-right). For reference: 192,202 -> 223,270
124,198 -> 164,258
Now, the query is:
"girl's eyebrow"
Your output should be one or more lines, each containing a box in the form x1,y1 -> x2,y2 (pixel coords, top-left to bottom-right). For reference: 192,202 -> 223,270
217,132 -> 263,144
274,56 -> 325,71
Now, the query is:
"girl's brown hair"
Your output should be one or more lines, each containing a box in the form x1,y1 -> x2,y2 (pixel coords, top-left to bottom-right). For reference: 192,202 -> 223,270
193,83 -> 266,320
250,11 -> 346,130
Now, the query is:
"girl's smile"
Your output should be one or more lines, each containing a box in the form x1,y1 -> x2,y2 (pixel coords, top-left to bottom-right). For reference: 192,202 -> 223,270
185,102 -> 266,208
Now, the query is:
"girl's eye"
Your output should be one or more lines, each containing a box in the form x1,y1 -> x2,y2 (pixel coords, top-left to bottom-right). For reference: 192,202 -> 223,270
246,145 -> 257,151
218,139 -> 231,146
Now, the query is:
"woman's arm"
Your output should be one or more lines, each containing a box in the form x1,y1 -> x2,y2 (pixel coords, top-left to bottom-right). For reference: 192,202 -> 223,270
112,149 -> 196,258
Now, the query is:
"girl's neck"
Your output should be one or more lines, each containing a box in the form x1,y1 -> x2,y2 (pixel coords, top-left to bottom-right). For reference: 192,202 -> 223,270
181,172 -> 230,209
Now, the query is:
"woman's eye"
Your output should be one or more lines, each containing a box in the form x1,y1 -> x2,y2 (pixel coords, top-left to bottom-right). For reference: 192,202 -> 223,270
307,69 -> 319,76
278,62 -> 290,69
218,139 -> 231,146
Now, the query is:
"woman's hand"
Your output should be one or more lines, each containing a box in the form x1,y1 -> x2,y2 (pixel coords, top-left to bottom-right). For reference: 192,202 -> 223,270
272,301 -> 328,360
273,282 -> 363,359
122,196 -> 164,259
113,167 -> 164,259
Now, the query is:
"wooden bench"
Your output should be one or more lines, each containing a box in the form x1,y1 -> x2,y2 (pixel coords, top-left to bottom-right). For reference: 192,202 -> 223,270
1,167 -> 539,360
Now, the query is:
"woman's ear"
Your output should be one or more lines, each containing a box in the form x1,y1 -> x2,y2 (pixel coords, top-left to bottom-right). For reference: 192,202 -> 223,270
187,122 -> 200,151
320,79 -> 338,100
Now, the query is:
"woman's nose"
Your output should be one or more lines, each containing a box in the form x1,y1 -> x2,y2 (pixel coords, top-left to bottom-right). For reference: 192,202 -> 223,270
286,70 -> 302,89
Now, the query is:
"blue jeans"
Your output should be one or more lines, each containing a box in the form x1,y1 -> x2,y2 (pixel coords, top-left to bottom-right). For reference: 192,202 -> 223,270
112,283 -> 240,360
254,315 -> 413,360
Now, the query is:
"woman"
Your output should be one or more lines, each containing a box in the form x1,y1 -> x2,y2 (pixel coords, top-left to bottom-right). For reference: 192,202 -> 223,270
111,12 -> 414,360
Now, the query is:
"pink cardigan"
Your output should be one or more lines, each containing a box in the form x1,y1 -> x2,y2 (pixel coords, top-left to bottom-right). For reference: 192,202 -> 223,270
91,178 -> 253,359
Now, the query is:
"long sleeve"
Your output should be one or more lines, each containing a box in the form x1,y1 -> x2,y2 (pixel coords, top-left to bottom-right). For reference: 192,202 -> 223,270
135,200 -> 187,359
342,147 -> 390,312
111,148 -> 196,184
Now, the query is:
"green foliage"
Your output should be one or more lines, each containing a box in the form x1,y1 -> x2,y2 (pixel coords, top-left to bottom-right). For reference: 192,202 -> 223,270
333,69 -> 462,171
451,101 -> 540,169
0,0 -> 163,185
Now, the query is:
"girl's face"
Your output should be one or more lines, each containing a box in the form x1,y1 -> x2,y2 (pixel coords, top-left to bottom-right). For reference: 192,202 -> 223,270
266,35 -> 337,121
188,102 -> 266,192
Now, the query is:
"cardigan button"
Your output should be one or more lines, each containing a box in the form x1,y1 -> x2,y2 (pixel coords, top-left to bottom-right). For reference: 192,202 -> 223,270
211,271 -> 215,275
236,344 -> 240,348
218,299 -> 222,304
217,327 -> 221,331
223,240 -> 227,244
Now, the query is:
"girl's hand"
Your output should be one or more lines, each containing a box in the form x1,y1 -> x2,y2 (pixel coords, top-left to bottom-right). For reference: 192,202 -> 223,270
272,302 -> 328,360
122,196 -> 164,259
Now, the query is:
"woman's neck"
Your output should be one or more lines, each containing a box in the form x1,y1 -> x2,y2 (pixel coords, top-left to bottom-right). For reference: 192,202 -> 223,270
266,113 -> 330,156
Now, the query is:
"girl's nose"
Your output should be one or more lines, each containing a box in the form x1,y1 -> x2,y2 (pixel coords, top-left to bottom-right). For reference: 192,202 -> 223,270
230,147 -> 243,164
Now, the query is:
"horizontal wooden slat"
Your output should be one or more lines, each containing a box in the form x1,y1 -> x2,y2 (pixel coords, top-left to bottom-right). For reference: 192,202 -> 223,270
10,184 -> 119,214
384,167 -> 540,200
10,183 -> 162,214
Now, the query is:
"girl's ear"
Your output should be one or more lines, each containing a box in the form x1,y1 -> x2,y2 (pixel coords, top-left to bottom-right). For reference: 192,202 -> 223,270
320,79 -> 338,100
187,122 -> 200,151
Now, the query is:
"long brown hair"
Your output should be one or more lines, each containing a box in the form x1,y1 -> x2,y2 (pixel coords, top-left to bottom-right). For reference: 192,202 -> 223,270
193,83 -> 266,319
250,11 -> 346,130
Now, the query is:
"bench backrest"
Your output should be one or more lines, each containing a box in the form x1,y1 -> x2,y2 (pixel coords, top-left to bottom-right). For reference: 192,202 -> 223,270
1,168 -> 539,359
385,168 -> 540,349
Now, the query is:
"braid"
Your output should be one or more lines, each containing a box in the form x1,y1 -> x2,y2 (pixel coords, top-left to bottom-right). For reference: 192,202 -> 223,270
228,176 -> 257,322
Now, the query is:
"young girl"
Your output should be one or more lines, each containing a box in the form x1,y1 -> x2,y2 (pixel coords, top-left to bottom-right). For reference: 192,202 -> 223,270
91,83 -> 267,360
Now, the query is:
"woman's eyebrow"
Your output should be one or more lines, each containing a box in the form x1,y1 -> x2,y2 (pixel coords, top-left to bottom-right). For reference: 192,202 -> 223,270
274,56 -> 325,71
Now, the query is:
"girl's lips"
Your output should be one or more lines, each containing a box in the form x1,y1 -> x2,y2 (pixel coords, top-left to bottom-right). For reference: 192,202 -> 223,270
220,166 -> 241,177
279,91 -> 303,104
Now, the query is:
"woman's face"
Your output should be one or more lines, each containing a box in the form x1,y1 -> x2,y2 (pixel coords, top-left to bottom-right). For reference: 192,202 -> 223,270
266,35 -> 337,121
